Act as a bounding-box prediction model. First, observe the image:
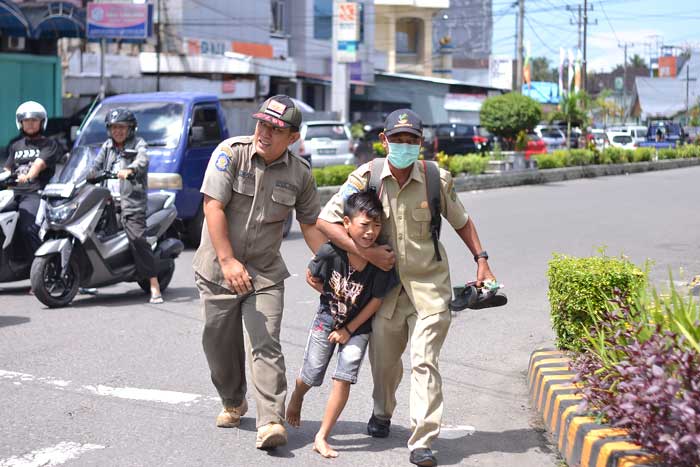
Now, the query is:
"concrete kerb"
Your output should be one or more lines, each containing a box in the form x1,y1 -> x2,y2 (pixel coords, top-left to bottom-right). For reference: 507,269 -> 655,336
527,349 -> 658,467
316,158 -> 700,205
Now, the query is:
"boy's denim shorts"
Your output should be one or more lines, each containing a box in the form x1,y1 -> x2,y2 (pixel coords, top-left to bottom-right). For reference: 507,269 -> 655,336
299,311 -> 369,386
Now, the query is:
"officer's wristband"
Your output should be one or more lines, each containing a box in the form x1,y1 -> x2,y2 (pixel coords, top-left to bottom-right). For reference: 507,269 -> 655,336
474,250 -> 489,262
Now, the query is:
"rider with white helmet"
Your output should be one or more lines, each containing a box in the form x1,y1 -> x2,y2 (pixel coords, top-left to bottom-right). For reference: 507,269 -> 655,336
2,101 -> 61,256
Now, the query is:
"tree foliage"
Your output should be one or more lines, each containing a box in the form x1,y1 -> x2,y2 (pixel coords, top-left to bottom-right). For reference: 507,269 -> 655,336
480,93 -> 542,145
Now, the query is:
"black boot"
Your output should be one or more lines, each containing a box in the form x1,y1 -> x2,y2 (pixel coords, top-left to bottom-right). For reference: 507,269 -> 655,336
409,448 -> 437,466
366,413 -> 391,438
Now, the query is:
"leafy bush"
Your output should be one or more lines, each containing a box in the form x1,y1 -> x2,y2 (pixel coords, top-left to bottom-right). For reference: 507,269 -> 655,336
657,148 -> 676,160
373,142 -> 386,157
572,286 -> 700,467
677,144 -> 700,158
312,165 -> 357,187
547,252 -> 647,352
631,147 -> 654,162
480,93 -> 542,145
435,151 -> 450,169
567,149 -> 595,166
448,154 -> 488,176
600,147 -> 628,164
534,152 -> 566,169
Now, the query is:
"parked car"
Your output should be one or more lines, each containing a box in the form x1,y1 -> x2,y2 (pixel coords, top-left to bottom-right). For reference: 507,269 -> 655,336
605,131 -> 636,150
432,123 -> 491,155
289,121 -> 356,168
588,129 -> 606,149
525,132 -> 547,159
534,125 -> 566,152
611,125 -> 647,145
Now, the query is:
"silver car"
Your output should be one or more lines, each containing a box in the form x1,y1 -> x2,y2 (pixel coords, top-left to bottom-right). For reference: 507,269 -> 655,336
534,126 -> 566,152
289,121 -> 356,168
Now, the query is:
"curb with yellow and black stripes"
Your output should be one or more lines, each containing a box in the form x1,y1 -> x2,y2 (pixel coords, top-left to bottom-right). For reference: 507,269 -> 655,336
527,349 -> 658,467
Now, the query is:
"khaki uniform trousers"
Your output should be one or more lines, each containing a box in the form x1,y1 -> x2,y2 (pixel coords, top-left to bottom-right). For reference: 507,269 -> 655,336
369,287 -> 451,450
196,274 -> 287,428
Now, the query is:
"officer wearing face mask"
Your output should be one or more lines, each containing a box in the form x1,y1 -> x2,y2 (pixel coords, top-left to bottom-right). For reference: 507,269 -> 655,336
315,109 -> 497,467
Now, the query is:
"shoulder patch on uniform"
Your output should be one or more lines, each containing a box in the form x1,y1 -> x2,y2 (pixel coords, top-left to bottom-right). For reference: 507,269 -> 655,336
340,181 -> 361,200
222,135 -> 253,147
215,152 -> 231,172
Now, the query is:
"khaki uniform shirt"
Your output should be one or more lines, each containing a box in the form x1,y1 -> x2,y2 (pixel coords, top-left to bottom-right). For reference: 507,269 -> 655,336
193,136 -> 321,292
319,161 -> 468,319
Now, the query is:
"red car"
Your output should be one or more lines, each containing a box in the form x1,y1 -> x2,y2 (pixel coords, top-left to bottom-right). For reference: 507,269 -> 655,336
525,132 -> 547,159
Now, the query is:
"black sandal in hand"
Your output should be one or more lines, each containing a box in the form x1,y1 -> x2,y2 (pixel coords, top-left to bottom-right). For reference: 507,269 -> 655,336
449,280 -> 508,311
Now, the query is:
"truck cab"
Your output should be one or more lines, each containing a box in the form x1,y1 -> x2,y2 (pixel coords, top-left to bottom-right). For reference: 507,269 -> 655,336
72,92 -> 228,244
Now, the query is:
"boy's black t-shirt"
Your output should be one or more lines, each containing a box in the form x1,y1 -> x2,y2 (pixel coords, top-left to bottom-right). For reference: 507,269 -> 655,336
308,242 -> 399,335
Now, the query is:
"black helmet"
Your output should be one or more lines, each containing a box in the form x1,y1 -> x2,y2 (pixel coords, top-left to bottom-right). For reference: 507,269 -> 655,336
105,107 -> 137,141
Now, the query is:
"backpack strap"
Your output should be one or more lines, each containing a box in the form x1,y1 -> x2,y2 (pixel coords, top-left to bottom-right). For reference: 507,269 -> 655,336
367,157 -> 385,195
422,160 -> 443,262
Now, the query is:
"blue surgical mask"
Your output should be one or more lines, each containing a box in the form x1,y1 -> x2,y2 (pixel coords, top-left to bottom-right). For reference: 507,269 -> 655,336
387,143 -> 420,169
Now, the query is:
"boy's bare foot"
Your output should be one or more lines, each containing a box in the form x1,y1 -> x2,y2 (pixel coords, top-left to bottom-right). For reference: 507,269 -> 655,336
312,436 -> 338,458
286,390 -> 304,427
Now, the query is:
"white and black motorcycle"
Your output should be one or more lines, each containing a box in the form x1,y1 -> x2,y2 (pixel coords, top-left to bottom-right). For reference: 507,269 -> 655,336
30,147 -> 184,307
0,172 -> 38,284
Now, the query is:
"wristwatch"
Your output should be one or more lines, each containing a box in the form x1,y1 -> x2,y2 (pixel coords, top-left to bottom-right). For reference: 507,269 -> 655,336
473,250 -> 489,262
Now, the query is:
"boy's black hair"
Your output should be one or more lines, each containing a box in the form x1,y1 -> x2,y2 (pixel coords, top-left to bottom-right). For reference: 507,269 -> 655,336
344,190 -> 382,221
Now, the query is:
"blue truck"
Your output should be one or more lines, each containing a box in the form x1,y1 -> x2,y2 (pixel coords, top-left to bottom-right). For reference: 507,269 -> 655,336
637,121 -> 687,149
72,92 -> 229,244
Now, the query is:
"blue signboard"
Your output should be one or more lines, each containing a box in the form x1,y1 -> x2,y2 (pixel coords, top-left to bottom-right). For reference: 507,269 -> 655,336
86,3 -> 152,40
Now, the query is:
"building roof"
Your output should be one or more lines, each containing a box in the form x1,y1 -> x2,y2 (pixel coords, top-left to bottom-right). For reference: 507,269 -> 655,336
376,71 -> 503,91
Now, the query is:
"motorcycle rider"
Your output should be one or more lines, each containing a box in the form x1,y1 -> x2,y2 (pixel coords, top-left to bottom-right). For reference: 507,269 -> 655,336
87,108 -> 163,304
2,101 -> 61,260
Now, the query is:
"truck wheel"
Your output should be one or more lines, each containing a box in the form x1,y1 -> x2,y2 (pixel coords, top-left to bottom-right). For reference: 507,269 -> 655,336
185,206 -> 204,248
138,260 -> 175,294
30,255 -> 79,308
283,211 -> 293,238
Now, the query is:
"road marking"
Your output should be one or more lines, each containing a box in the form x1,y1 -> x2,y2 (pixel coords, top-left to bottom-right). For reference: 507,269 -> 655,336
0,441 -> 104,467
1,369 -> 217,407
441,424 -> 476,433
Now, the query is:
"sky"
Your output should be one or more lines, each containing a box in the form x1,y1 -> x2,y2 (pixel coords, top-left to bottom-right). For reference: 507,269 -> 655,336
491,0 -> 700,73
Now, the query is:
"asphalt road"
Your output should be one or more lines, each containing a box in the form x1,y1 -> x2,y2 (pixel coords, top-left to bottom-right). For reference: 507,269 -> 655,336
2,166 -> 699,467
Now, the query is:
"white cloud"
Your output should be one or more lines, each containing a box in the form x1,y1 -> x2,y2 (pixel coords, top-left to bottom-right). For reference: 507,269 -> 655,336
585,29 -> 661,72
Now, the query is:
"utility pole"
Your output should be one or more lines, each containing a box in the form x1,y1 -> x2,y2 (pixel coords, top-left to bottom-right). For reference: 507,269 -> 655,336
682,65 -> 697,125
618,42 -> 634,122
156,0 -> 161,92
516,0 -> 524,92
567,4 -> 582,51
567,1 -> 595,92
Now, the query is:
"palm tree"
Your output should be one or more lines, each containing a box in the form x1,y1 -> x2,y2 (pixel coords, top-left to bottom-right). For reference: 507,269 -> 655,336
629,54 -> 646,68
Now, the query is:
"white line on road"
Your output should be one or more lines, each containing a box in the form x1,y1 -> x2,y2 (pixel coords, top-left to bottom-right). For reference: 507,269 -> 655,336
1,369 -> 216,407
0,441 -> 104,467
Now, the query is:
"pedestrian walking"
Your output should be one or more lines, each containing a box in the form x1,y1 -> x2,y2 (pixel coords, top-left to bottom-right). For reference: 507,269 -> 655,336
286,190 -> 399,458
315,109 -> 497,466
193,95 -> 325,449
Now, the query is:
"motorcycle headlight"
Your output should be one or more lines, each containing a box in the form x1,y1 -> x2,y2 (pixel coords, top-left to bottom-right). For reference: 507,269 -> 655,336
47,202 -> 79,223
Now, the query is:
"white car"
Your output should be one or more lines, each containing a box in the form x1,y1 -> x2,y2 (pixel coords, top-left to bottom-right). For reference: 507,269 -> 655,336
605,131 -> 636,150
610,125 -> 647,145
288,121 -> 357,168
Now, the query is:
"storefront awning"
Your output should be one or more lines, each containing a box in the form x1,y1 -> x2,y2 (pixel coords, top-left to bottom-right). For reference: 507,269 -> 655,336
30,2 -> 85,39
0,0 -> 31,37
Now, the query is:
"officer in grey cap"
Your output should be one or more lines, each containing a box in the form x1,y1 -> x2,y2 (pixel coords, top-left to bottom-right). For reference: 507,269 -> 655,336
193,95 -> 325,449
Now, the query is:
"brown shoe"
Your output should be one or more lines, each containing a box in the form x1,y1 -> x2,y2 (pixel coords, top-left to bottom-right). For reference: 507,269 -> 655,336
255,422 -> 288,449
215,399 -> 248,428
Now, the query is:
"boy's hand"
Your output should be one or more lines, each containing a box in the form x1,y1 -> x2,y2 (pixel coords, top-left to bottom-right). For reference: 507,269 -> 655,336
328,328 -> 350,345
306,269 -> 323,293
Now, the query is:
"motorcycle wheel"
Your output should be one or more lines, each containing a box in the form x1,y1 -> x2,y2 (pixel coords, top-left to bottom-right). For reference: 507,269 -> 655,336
30,255 -> 79,308
138,259 -> 174,294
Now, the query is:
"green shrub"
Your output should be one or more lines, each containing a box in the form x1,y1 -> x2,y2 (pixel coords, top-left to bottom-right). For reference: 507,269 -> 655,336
632,147 -> 654,162
600,147 -> 627,164
534,152 -> 565,169
677,144 -> 700,158
567,149 -> 595,166
547,252 -> 647,352
657,148 -> 676,160
373,142 -> 386,157
312,165 -> 356,187
448,154 -> 488,175
480,93 -> 542,146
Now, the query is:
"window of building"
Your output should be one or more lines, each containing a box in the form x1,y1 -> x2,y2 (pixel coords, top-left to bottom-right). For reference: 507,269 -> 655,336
314,0 -> 332,40
396,18 -> 420,54
271,0 -> 286,35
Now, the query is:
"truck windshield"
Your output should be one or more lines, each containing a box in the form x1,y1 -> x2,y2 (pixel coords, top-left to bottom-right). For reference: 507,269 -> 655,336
77,102 -> 185,148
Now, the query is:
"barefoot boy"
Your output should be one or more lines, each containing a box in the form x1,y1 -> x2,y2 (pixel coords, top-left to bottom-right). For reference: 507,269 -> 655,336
286,190 -> 399,458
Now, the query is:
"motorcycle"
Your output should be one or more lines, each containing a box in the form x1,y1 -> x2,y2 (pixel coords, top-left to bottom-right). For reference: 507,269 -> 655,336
0,172 -> 37,283
30,146 -> 184,307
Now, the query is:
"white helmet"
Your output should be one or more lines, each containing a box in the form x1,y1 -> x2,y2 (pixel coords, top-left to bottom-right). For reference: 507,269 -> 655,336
16,101 -> 48,131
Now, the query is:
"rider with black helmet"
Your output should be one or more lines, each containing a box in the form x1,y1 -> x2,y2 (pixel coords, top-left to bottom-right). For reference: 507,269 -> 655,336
2,101 -> 61,257
88,107 -> 163,304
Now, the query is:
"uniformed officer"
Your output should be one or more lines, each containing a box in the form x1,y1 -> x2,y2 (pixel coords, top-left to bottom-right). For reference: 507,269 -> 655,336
3,101 -> 60,258
87,108 -> 163,303
316,109 -> 497,467
193,95 -> 325,450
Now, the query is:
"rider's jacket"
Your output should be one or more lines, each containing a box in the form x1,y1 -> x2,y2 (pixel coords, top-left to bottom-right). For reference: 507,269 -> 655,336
5,136 -> 60,193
